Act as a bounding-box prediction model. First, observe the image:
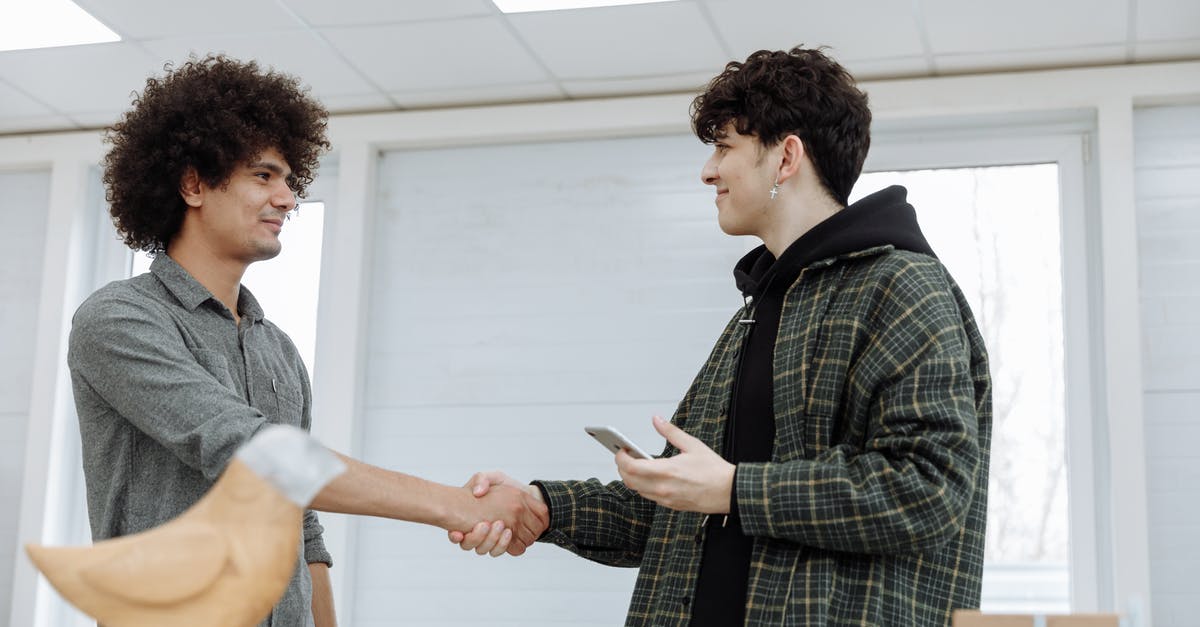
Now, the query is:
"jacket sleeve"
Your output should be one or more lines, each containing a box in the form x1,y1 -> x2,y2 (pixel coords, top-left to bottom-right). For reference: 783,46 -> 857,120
533,477 -> 658,567
68,293 -> 269,481
736,260 -> 984,554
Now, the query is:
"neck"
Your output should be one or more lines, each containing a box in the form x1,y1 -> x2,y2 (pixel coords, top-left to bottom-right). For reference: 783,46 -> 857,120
166,240 -> 247,320
760,186 -> 844,257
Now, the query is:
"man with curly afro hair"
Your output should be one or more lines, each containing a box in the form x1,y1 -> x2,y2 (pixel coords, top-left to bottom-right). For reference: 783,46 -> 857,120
67,55 -> 548,627
453,47 -> 992,626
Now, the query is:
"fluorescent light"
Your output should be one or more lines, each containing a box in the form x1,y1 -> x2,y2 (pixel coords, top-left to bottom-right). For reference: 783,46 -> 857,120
0,0 -> 120,53
492,0 -> 678,13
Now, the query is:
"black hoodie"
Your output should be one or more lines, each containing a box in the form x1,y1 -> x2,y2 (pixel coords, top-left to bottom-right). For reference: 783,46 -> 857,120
689,185 -> 937,627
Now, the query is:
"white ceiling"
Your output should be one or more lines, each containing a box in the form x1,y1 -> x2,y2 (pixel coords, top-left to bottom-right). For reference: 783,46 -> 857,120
0,0 -> 1198,135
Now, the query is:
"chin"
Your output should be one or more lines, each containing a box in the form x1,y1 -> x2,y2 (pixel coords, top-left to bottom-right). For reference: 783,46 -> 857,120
250,243 -> 283,262
717,215 -> 753,237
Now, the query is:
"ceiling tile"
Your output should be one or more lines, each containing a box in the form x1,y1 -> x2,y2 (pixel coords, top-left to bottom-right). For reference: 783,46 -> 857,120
73,0 -> 304,39
1134,39 -> 1200,62
283,0 -> 494,27
142,31 -> 380,97
922,0 -> 1127,52
561,72 -> 714,98
1136,0 -> 1200,42
322,17 -> 548,91
704,0 -> 925,61
389,82 -> 562,108
508,2 -> 726,79
0,80 -> 54,117
935,45 -> 1127,74
0,42 -> 162,115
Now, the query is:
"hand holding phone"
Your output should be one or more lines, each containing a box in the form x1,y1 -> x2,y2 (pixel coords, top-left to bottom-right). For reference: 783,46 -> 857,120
585,426 -> 652,459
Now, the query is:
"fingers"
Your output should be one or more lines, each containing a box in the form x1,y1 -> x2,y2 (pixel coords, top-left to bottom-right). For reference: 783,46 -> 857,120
457,521 -> 492,552
652,415 -> 697,452
491,528 -> 513,558
472,521 -> 507,556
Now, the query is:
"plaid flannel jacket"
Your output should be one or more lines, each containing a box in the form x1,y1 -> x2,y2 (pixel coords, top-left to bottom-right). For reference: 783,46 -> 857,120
537,246 -> 992,626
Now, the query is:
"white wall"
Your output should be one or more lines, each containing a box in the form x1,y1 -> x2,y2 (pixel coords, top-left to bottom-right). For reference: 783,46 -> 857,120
1134,104 -> 1200,627
0,168 -> 51,623
354,134 -> 740,626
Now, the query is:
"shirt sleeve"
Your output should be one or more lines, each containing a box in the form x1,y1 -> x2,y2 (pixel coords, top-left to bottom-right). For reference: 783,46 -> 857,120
296,355 -> 331,565
735,259 -> 984,554
68,292 -> 269,481
302,509 -> 333,566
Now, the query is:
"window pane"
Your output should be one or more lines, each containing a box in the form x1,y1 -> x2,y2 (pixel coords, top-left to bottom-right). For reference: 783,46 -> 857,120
853,166 -> 1070,612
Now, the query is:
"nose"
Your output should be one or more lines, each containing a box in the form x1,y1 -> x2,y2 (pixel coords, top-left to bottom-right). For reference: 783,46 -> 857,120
271,180 -> 297,212
701,151 -> 719,186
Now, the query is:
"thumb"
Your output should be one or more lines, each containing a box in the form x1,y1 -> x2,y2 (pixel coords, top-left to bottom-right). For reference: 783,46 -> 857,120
469,473 -> 493,497
652,415 -> 696,452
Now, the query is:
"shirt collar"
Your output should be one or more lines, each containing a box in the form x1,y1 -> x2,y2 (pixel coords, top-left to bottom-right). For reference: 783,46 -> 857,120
150,254 -> 264,322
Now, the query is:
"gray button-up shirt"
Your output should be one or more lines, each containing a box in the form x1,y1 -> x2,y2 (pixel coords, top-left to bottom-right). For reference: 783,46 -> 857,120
68,254 -> 330,627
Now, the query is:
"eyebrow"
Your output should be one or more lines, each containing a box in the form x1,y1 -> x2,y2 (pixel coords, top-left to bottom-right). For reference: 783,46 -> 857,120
247,160 -> 292,177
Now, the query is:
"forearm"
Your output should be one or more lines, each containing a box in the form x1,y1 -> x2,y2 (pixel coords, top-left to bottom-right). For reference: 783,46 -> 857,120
309,453 -> 471,531
308,563 -> 336,627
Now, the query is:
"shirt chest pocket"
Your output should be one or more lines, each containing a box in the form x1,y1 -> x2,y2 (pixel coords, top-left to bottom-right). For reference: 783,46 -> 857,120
270,377 -> 305,427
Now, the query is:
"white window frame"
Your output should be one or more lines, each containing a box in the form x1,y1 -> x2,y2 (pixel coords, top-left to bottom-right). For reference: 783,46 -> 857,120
865,117 -> 1099,610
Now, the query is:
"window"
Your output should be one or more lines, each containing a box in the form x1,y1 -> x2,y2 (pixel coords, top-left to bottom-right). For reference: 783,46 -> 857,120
853,165 -> 1070,611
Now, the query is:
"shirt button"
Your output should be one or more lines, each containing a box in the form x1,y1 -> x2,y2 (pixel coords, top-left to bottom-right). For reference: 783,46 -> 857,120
681,595 -> 691,607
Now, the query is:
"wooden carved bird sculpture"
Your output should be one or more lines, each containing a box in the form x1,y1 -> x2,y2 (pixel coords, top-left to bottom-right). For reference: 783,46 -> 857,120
25,425 -> 346,627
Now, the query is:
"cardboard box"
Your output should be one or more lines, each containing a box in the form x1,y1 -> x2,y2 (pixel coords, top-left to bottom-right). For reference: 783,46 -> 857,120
953,610 -> 1121,627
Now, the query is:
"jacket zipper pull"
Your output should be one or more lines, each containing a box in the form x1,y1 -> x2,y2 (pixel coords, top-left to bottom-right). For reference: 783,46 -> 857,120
738,294 -> 756,325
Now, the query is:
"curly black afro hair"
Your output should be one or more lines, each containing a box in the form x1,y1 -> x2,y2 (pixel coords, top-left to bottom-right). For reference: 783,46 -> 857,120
103,54 -> 330,253
691,46 -> 871,206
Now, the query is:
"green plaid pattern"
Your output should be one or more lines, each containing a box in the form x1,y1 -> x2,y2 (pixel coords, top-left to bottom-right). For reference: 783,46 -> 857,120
538,246 -> 992,626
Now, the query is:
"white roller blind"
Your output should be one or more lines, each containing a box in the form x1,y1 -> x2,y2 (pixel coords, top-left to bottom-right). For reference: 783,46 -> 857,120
0,168 -> 51,623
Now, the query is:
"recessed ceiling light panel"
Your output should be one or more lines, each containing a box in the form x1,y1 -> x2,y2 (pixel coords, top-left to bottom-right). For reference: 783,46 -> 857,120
493,0 -> 678,14
0,0 -> 120,53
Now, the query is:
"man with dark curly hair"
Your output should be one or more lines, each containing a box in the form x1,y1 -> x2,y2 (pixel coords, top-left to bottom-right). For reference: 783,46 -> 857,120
454,47 -> 992,626
67,55 -> 547,627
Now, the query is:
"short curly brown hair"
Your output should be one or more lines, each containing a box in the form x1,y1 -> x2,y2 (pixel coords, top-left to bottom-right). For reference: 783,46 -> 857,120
103,54 -> 330,253
691,46 -> 871,206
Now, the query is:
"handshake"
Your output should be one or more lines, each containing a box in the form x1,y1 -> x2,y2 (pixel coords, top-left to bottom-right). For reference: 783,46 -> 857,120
446,471 -> 547,557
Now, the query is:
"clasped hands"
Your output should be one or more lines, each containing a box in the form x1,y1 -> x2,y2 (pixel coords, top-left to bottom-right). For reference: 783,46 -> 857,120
448,415 -> 735,557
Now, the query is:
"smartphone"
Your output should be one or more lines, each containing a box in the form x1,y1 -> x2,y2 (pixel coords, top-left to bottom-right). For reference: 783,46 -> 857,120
585,425 -> 653,459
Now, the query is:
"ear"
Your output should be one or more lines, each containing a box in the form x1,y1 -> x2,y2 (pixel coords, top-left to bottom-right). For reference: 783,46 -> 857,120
179,167 -> 203,208
775,135 -> 805,183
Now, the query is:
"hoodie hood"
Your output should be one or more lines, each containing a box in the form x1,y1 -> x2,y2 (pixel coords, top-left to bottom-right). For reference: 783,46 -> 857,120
734,185 -> 936,298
